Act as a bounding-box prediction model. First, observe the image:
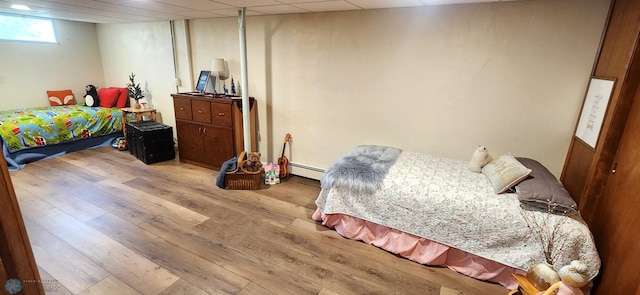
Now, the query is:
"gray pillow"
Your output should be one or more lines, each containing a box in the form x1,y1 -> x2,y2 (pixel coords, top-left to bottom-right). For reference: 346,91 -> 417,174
481,154 -> 532,194
515,157 -> 578,213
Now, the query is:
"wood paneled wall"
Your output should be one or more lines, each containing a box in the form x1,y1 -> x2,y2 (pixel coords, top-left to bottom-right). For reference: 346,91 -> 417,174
561,0 -> 640,293
561,0 -> 640,224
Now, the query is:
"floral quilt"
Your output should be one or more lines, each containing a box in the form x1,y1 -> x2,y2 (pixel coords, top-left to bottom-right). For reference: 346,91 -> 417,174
0,105 -> 123,153
316,151 -> 600,280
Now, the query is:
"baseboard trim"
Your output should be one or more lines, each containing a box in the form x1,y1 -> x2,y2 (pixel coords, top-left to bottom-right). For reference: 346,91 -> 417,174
289,162 -> 325,180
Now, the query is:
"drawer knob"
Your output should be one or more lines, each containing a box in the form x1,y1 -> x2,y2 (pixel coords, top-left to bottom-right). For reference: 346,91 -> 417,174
218,112 -> 225,116
179,107 -> 185,111
198,110 -> 204,114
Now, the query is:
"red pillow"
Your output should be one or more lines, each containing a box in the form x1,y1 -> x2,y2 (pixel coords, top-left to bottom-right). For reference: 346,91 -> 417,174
110,87 -> 129,108
97,88 -> 120,108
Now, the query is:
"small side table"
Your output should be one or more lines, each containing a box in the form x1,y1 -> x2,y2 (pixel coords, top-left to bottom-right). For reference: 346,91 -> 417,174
121,107 -> 157,136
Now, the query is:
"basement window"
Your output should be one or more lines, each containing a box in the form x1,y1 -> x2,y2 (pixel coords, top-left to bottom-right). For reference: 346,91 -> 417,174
0,13 -> 57,43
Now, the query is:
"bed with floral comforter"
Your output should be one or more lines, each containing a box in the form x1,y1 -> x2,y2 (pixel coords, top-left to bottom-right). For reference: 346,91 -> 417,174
0,105 -> 123,170
313,145 -> 600,290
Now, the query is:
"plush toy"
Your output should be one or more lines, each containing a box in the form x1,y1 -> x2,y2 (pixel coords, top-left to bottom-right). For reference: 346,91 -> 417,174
117,139 -> 127,151
242,152 -> 263,172
84,84 -> 100,107
468,145 -> 493,172
536,261 -> 590,295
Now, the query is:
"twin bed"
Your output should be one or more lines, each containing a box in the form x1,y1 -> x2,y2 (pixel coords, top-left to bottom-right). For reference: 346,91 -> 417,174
0,105 -> 124,170
313,145 -> 600,292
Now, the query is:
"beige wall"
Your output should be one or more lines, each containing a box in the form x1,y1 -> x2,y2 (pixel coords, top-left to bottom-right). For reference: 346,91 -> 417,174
1,0 -> 610,179
96,22 -> 177,127
184,0 -> 610,177
0,20 -> 104,109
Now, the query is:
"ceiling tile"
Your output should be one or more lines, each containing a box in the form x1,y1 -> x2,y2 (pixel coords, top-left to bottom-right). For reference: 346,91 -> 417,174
346,0 -> 427,9
250,4 -> 308,14
118,1 -> 196,14
173,10 -> 229,19
422,0 -> 495,4
210,0 -> 283,7
154,0 -> 233,10
291,0 -> 361,12
0,0 -> 523,23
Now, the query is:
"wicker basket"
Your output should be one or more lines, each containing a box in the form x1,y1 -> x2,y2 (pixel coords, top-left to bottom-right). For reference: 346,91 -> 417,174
225,151 -> 263,190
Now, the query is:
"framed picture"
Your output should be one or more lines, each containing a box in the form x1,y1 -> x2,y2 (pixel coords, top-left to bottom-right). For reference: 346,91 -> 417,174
195,70 -> 214,93
574,77 -> 615,149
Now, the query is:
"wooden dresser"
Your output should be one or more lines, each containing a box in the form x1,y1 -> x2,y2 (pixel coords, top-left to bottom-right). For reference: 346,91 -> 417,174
172,93 -> 256,170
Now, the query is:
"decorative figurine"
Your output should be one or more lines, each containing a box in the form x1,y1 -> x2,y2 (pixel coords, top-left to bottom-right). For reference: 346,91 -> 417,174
231,77 -> 236,95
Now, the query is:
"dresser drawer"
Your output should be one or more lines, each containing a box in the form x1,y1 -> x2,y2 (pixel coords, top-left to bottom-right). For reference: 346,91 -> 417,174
173,98 -> 192,120
211,102 -> 232,127
191,100 -> 212,124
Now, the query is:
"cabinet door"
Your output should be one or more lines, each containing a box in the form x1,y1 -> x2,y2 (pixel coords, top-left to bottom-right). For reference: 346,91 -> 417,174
590,93 -> 640,294
202,124 -> 234,169
176,120 -> 203,163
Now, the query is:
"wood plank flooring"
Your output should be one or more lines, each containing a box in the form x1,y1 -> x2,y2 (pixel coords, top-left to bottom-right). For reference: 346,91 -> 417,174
9,146 -> 509,295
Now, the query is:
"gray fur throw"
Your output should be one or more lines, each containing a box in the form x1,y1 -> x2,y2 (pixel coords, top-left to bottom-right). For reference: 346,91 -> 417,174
321,145 -> 402,194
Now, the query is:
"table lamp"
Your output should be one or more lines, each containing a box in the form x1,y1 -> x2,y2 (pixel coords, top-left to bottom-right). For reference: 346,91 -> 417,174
212,58 -> 229,94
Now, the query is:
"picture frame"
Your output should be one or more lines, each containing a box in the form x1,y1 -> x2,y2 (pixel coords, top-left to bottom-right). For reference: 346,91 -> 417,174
574,77 -> 615,149
195,70 -> 215,93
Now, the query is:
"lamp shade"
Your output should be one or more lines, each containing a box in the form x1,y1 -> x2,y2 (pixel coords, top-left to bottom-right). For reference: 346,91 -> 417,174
212,58 -> 229,80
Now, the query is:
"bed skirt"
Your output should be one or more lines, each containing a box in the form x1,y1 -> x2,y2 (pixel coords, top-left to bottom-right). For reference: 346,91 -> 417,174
312,208 -> 596,294
312,208 -> 525,290
3,132 -> 122,171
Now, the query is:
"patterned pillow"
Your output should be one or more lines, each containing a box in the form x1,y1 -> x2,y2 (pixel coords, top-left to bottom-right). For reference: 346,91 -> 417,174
47,89 -> 75,106
482,154 -> 532,194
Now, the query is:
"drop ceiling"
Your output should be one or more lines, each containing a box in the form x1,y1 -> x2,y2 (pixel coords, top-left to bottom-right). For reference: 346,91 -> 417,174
0,0 -> 519,24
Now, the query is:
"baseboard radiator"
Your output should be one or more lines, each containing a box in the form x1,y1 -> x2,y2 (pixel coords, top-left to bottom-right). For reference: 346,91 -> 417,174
288,162 -> 325,180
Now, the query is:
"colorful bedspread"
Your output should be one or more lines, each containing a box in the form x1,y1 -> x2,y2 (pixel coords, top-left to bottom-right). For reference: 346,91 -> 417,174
0,106 -> 123,153
316,150 -> 600,280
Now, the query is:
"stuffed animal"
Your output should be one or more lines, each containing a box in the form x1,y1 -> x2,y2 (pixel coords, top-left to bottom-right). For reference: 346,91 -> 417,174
559,261 -> 589,288
84,84 -> 100,107
242,152 -> 263,172
468,145 -> 493,173
535,261 -> 589,295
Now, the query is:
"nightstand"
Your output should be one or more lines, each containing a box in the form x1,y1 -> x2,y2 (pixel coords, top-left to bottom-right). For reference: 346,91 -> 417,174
121,107 -> 157,136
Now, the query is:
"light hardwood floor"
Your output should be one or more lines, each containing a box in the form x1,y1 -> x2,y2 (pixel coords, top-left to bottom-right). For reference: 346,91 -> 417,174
9,146 -> 509,295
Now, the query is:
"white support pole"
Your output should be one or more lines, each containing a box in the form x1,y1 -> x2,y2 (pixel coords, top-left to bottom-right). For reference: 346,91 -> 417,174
238,7 -> 251,153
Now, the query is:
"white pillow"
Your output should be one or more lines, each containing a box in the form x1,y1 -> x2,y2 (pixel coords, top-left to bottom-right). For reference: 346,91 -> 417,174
482,154 -> 532,194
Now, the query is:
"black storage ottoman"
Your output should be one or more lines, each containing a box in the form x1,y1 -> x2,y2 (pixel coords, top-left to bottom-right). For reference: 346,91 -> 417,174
125,120 -> 175,164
